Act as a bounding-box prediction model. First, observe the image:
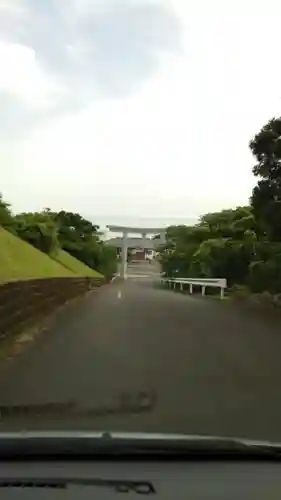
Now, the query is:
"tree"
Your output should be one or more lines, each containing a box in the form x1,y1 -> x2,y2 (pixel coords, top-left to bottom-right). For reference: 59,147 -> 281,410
200,207 -> 255,239
249,117 -> 281,240
51,211 -> 116,276
13,211 -> 59,255
251,180 -> 281,240
98,244 -> 117,278
50,211 -> 99,265
158,206 -> 259,287
249,117 -> 281,182
0,194 -> 15,231
53,211 -> 99,247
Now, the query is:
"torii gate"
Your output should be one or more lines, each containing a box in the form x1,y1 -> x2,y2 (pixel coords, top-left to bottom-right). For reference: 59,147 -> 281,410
106,225 -> 166,279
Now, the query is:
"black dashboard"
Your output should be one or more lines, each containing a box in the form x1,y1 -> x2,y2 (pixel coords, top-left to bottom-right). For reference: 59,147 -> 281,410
0,459 -> 281,498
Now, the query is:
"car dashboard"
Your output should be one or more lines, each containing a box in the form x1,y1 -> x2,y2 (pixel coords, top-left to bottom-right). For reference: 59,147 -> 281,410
0,459 -> 281,499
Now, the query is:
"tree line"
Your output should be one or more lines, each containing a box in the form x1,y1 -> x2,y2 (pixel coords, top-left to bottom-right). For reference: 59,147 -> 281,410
0,200 -> 117,278
159,117 -> 281,296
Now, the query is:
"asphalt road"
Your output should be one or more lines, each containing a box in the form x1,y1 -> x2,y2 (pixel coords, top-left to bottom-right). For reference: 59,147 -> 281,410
0,279 -> 281,441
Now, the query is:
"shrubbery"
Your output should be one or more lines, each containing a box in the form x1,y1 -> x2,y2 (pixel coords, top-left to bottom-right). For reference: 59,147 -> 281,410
0,196 -> 117,279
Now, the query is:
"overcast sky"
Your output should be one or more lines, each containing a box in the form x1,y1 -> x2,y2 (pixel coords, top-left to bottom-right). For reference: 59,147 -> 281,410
1,0 -> 281,227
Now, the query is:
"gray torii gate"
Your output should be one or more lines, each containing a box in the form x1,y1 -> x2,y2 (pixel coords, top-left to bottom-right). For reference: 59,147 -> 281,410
106,225 -> 166,279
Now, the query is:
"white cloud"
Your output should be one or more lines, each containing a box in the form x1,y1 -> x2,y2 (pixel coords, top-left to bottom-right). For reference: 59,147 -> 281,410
2,0 -> 281,221
0,42 -> 64,109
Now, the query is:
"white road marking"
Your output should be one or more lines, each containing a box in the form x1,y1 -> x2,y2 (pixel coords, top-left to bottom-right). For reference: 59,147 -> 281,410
117,290 -> 122,299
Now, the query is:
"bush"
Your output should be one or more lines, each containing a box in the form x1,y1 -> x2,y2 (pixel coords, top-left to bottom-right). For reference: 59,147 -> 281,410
230,284 -> 251,299
248,257 -> 281,294
248,291 -> 281,310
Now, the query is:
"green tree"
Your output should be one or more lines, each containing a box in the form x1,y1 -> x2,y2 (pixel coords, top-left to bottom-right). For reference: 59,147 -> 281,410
0,194 -> 15,231
98,244 -> 117,278
249,117 -> 281,240
53,211 -> 98,247
52,211 -> 116,276
158,206 -> 259,288
13,211 -> 59,255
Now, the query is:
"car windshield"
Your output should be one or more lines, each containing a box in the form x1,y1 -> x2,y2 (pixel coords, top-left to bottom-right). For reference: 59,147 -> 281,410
1,0 -> 281,445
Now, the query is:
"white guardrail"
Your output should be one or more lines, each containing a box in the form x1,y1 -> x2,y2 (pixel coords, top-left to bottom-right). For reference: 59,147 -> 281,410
160,277 -> 227,299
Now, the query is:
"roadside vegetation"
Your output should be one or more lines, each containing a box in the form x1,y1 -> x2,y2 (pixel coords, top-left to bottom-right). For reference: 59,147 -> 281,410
53,250 -> 102,277
0,226 -> 75,282
158,117 -> 281,307
0,200 -> 116,283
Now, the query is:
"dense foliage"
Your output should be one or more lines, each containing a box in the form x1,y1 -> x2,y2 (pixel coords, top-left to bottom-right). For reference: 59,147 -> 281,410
0,195 -> 14,232
159,117 -> 281,294
0,198 -> 117,279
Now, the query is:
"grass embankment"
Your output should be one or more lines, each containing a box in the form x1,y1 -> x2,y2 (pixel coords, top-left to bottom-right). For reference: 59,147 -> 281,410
54,249 -> 102,277
0,227 -> 102,283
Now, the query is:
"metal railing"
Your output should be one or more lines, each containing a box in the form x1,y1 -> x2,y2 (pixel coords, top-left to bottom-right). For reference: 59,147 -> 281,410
160,276 -> 227,299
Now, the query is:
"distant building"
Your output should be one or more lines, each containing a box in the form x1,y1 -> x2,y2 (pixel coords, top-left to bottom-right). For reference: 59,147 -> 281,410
106,237 -> 158,261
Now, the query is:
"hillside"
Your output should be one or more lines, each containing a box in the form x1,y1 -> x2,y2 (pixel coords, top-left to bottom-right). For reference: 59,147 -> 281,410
54,249 -> 102,277
0,227 -> 98,283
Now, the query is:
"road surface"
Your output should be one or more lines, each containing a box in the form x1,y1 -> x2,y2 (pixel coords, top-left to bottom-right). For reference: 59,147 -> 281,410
0,279 -> 281,441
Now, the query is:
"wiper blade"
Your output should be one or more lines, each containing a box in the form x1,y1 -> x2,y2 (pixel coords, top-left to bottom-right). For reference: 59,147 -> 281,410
86,436 -> 281,458
0,433 -> 280,459
0,391 -> 156,420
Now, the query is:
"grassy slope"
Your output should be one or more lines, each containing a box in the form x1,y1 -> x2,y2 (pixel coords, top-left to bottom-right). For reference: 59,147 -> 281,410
0,227 -> 97,282
54,249 -> 102,277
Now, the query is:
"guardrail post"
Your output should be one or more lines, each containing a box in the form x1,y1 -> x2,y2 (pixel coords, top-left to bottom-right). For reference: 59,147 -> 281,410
220,287 -> 224,300
173,281 -> 176,290
189,283 -> 193,294
180,283 -> 183,292
201,285 -> 206,297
